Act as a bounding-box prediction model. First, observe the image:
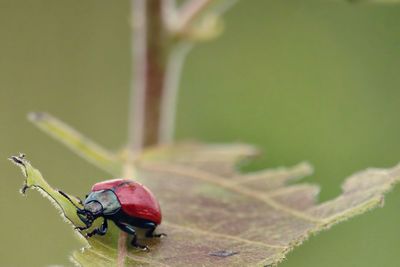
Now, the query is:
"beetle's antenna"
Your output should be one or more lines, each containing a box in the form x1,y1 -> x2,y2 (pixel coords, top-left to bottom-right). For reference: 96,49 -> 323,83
58,190 -> 83,211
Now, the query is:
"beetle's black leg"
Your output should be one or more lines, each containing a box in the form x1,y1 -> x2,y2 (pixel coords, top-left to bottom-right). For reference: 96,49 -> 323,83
75,218 -> 93,231
148,232 -> 167,238
86,219 -> 108,237
100,219 -> 108,233
75,225 -> 90,231
143,222 -> 167,238
131,233 -> 149,251
115,222 -> 149,251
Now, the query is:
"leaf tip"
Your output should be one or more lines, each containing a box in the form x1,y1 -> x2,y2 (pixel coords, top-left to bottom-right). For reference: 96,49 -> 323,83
8,153 -> 26,167
9,153 -> 30,194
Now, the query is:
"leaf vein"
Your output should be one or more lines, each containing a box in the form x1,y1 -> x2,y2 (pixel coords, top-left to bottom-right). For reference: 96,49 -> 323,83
164,221 -> 287,249
141,163 -> 322,223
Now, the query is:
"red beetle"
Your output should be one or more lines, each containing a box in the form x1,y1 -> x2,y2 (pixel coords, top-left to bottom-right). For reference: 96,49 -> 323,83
60,179 -> 165,250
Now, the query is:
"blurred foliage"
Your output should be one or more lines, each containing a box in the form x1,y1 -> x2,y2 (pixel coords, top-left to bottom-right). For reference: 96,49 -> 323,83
1,0 -> 400,266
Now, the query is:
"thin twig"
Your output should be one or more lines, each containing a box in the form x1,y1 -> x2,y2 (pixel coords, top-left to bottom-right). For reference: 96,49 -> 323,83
162,0 -> 177,28
128,0 -> 147,153
177,0 -> 216,32
159,42 -> 193,143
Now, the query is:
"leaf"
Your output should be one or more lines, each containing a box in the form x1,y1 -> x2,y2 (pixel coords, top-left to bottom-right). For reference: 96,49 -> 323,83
10,143 -> 400,266
28,112 -> 122,176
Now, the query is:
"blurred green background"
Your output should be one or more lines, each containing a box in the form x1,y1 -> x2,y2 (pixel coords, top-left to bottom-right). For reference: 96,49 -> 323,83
1,0 -> 400,266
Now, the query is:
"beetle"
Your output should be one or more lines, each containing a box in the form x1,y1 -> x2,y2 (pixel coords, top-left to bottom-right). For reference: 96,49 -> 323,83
59,178 -> 165,250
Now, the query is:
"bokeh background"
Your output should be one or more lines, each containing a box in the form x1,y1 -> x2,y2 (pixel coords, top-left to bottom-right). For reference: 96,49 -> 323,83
1,0 -> 400,266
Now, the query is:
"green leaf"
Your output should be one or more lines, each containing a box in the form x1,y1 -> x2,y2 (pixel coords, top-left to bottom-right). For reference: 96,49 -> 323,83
28,112 -> 122,176
10,144 -> 400,266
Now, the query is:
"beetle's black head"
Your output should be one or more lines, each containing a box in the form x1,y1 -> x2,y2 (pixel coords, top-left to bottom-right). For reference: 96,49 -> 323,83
57,190 -> 104,228
78,200 -> 104,224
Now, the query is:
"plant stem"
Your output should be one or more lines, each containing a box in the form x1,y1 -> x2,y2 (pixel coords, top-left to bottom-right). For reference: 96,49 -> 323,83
128,0 -> 167,152
159,42 -> 193,143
